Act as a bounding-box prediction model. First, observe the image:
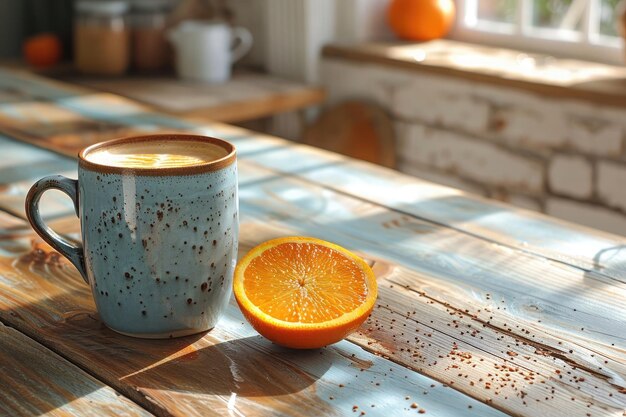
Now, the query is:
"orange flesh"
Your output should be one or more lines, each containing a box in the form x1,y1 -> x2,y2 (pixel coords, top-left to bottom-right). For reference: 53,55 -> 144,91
243,242 -> 369,323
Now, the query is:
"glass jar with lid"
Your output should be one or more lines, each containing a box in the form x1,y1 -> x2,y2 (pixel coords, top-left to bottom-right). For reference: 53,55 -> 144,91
131,0 -> 174,72
74,0 -> 130,76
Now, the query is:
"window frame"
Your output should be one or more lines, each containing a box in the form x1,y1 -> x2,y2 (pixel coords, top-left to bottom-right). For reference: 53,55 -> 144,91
449,0 -> 624,65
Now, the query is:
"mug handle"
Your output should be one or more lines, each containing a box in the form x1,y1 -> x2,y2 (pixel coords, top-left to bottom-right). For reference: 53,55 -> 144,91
230,27 -> 253,63
25,175 -> 88,283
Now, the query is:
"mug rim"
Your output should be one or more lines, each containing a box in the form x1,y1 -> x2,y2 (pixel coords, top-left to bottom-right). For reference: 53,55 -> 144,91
78,133 -> 236,176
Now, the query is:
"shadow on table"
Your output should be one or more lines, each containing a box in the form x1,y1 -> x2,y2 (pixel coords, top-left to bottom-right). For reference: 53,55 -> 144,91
2,303 -> 327,415
123,334 -> 328,398
1,287 -> 326,416
589,245 -> 626,284
0,323 -> 153,417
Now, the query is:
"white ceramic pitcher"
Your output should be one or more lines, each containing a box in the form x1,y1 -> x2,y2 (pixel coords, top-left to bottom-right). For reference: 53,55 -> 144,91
167,20 -> 253,83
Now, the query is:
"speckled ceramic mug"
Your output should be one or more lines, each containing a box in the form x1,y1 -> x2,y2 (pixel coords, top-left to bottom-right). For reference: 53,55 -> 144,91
25,134 -> 238,338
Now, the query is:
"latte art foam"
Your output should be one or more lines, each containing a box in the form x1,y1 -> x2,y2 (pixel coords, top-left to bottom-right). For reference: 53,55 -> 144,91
85,140 -> 229,169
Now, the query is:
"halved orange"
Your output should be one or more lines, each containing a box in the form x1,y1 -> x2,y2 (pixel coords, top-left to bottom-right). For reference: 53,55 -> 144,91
233,237 -> 378,349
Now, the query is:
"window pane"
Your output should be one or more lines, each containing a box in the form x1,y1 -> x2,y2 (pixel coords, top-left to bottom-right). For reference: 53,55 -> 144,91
600,0 -> 620,36
478,0 -> 517,23
531,0 -> 581,31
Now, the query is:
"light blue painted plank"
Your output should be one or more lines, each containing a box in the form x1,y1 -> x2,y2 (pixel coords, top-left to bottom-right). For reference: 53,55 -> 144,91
0,68 -> 81,100
0,211 -> 504,417
1,67 -> 624,347
217,301 -> 504,417
0,129 -> 506,414
0,135 -> 75,178
1,108 -> 624,354
235,163 -> 626,353
0,135 -> 76,219
0,69 -> 622,415
226,134 -> 626,281
2,68 -> 624,333
39,77 -> 622,285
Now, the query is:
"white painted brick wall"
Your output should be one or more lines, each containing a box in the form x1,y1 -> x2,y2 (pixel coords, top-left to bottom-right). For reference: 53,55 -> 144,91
548,155 -> 593,199
566,118 -> 623,157
320,57 -> 626,236
322,58 -> 626,158
597,161 -> 626,211
398,123 -> 544,194
562,99 -> 626,131
489,105 -> 568,149
392,77 -> 491,133
320,60 -> 413,109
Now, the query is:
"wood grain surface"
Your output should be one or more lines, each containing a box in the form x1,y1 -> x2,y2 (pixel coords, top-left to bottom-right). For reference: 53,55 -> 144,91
0,322 -> 153,417
60,72 -> 326,122
0,212 -> 504,417
221,126 -> 626,283
1,66 -> 626,417
5,129 -> 625,355
234,163 -> 626,416
2,144 -> 625,416
3,62 -> 625,285
6,83 -> 626,290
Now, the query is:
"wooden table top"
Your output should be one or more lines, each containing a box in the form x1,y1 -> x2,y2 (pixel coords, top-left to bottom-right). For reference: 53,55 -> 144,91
53,70 -> 326,123
0,67 -> 624,417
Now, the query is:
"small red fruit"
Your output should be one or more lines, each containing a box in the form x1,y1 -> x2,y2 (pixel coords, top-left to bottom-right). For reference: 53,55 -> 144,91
23,33 -> 62,68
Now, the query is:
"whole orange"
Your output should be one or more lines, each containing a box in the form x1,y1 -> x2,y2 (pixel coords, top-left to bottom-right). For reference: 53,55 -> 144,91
388,0 -> 456,41
23,33 -> 62,68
